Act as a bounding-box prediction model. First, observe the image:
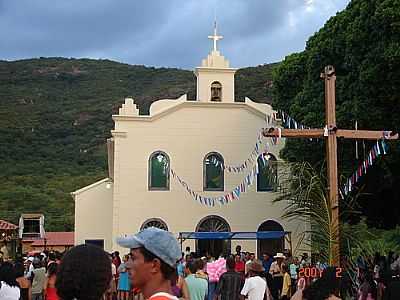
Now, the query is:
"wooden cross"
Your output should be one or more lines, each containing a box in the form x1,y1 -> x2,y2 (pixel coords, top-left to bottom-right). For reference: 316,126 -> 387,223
263,65 -> 399,266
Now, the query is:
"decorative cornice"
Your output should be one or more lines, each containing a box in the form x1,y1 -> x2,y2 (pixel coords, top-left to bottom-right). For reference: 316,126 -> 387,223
194,67 -> 237,73
112,100 -> 270,122
111,131 -> 128,137
71,178 -> 112,197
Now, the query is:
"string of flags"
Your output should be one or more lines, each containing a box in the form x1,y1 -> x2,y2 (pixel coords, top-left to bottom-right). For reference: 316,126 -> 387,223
278,110 -> 311,131
275,110 -> 316,143
209,131 -> 267,172
171,129 -> 276,207
341,139 -> 388,197
170,160 -> 262,207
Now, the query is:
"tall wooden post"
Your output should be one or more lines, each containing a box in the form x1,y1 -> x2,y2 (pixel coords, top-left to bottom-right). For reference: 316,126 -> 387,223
263,65 -> 398,267
322,66 -> 340,266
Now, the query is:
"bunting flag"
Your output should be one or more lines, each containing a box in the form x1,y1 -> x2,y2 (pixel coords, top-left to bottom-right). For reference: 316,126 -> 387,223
170,160 -> 262,207
342,139 -> 388,197
277,110 -> 311,131
209,131 -> 270,173
275,110 -> 316,142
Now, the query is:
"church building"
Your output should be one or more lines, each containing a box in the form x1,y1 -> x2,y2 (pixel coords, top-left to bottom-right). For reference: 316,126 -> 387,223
72,25 -> 305,257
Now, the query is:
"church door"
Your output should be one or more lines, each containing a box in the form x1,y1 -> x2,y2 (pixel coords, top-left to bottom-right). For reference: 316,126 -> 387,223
257,220 -> 284,258
196,215 -> 231,258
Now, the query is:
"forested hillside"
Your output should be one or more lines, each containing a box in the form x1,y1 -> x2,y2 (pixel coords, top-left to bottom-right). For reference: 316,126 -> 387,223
0,58 -> 276,230
272,0 -> 400,228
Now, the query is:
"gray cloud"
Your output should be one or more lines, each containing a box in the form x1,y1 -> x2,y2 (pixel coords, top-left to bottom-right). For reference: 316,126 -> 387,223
0,0 -> 350,69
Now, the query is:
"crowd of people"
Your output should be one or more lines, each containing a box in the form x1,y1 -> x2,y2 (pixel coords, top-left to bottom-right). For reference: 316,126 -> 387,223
351,252 -> 400,300
0,228 -> 399,300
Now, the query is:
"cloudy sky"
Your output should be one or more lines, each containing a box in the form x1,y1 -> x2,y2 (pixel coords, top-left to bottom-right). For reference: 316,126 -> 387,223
0,0 -> 350,69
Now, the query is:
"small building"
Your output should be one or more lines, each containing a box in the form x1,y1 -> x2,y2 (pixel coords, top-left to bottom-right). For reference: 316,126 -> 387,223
19,214 -> 45,240
0,219 -> 19,260
28,232 -> 74,253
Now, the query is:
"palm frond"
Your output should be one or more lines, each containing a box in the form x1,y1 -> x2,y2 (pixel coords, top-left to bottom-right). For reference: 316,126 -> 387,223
274,161 -> 362,265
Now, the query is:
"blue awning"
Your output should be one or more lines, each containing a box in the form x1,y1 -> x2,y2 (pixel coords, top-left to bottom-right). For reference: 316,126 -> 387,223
178,231 -> 288,240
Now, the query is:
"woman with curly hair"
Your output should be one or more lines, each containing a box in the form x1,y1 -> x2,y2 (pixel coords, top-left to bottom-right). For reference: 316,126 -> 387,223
55,244 -> 112,300
0,261 -> 20,300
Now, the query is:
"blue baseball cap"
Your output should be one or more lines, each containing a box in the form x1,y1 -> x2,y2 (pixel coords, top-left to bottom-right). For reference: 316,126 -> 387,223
117,227 -> 181,268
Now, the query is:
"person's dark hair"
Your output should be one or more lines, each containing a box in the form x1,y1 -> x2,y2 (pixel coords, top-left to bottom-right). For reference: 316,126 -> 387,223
226,256 -> 235,270
139,247 -> 176,281
14,262 -> 25,278
33,258 -> 42,268
362,269 -> 377,299
113,251 -> 121,265
48,252 -> 56,261
0,261 -> 19,287
47,262 -> 58,277
281,263 -> 289,273
55,251 -> 63,260
195,258 -> 204,271
186,260 -> 197,274
388,251 -> 394,263
185,246 -> 190,252
302,266 -> 341,300
55,244 -> 112,300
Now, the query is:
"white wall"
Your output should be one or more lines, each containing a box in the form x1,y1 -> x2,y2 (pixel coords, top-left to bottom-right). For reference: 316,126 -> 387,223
111,102 -> 306,256
196,68 -> 236,102
74,179 -> 113,251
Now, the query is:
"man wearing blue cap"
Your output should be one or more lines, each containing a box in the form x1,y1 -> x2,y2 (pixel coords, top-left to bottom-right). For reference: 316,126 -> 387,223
117,227 -> 181,300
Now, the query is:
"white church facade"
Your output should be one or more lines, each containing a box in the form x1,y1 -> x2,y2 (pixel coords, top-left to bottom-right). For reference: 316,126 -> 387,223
72,27 -> 305,257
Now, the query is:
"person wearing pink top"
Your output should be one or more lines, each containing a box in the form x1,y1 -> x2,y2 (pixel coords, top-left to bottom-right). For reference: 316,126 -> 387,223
207,257 -> 227,300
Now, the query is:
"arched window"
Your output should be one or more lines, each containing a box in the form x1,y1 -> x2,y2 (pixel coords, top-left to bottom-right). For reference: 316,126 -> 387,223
196,215 -> 231,257
140,218 -> 168,231
210,81 -> 222,102
257,153 -> 278,192
148,151 -> 170,190
204,152 -> 224,191
257,220 -> 284,257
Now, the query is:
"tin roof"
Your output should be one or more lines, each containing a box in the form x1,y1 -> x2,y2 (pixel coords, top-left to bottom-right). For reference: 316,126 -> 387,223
0,219 -> 18,230
30,232 -> 74,246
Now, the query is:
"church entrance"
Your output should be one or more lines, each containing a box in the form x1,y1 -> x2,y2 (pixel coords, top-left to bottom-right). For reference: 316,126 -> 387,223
196,215 -> 231,258
257,220 -> 284,257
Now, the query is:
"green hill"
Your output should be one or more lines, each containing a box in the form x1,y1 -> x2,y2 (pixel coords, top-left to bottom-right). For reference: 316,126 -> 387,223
0,58 -> 276,230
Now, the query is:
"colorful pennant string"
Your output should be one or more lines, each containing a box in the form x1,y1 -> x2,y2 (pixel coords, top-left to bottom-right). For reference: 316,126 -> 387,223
209,131 -> 269,173
342,139 -> 388,197
170,158 -> 263,207
170,129 -> 277,207
278,110 -> 311,131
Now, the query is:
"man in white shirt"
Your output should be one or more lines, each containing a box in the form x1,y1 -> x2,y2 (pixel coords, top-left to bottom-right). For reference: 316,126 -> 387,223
269,253 -> 285,300
241,260 -> 269,300
245,253 -> 256,274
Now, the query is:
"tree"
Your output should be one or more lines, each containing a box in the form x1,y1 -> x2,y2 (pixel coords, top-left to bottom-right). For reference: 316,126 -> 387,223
272,0 -> 400,228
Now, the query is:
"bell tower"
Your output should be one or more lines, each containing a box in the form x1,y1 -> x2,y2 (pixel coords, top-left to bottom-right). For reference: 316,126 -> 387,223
194,22 -> 237,102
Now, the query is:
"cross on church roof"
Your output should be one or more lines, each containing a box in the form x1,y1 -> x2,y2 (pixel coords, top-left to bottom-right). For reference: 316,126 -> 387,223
208,21 -> 223,52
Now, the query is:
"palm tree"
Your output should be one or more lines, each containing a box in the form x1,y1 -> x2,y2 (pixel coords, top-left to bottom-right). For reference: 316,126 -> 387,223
273,161 -> 362,266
